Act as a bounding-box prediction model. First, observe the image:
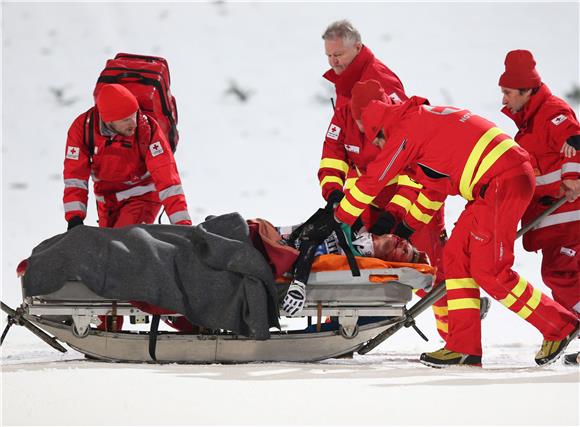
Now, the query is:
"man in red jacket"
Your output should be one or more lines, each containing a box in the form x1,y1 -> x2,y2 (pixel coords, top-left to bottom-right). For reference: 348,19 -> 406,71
321,80 -> 579,367
499,49 -> 580,363
317,21 -> 451,339
63,84 -> 191,331
63,84 -> 191,230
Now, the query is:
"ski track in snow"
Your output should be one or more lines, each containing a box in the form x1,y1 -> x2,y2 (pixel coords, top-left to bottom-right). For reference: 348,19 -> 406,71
2,2 -> 579,426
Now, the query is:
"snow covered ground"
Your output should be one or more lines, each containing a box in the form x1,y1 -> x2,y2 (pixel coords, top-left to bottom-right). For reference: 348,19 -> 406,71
1,1 -> 579,426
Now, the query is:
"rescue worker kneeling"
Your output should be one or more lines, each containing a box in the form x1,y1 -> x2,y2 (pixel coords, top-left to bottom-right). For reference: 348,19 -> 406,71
297,80 -> 579,367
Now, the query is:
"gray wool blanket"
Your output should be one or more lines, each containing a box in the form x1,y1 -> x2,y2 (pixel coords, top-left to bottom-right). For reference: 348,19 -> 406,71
23,213 -> 280,339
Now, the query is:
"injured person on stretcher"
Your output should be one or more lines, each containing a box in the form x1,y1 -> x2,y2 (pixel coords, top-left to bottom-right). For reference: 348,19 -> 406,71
20,213 -> 434,338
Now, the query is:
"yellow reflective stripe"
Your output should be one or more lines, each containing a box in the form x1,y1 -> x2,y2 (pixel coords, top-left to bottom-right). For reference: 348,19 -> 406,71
468,139 -> 517,198
516,288 -> 543,320
390,194 -> 412,212
320,158 -> 349,174
344,177 -> 357,190
432,305 -> 448,316
398,174 -> 423,189
446,278 -> 479,290
459,127 -> 503,200
417,192 -> 443,210
339,197 -> 364,217
500,276 -> 528,308
448,298 -> 480,311
409,204 -> 433,224
387,176 -> 399,186
320,176 -> 343,189
350,185 -> 374,204
436,319 -> 448,333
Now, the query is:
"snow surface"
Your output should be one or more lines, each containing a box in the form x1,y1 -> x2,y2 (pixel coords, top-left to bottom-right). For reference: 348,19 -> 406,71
1,1 -> 579,426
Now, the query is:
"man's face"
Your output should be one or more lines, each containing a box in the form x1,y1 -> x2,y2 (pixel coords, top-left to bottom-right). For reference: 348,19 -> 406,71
501,87 -> 532,114
372,233 -> 414,263
324,37 -> 362,75
108,113 -> 137,137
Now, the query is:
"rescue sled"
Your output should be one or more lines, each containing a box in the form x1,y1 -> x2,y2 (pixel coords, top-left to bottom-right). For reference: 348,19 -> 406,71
7,254 -> 436,363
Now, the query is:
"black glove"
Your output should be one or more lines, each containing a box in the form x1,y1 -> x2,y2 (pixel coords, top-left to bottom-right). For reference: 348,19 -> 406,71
369,212 -> 396,235
566,134 -> 580,149
393,221 -> 414,240
67,216 -> 84,231
325,190 -> 344,210
299,208 -> 338,245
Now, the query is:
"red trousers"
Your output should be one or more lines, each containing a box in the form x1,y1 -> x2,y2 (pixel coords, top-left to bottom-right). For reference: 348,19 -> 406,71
541,243 -> 580,316
411,212 -> 448,341
97,194 -> 162,228
444,163 -> 577,356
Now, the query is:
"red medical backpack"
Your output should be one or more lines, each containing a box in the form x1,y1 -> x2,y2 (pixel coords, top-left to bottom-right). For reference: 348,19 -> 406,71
94,53 -> 179,151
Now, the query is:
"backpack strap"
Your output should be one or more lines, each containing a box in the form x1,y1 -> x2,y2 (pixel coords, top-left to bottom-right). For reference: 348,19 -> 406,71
82,109 -> 95,160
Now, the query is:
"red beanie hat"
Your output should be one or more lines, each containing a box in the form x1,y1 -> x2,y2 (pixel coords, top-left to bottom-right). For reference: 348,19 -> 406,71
96,84 -> 139,122
350,79 -> 388,120
499,49 -> 541,89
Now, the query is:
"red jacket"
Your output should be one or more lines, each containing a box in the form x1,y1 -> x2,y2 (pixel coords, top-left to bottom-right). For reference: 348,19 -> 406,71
323,45 -> 407,109
503,84 -> 580,250
63,108 -> 191,224
318,103 -> 440,227
335,97 -> 530,230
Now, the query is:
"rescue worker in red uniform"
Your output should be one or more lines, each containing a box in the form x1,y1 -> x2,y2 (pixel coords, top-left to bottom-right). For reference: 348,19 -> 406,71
331,80 -> 579,367
316,20 -> 450,339
63,84 -> 191,229
499,49 -> 580,364
63,84 -> 191,331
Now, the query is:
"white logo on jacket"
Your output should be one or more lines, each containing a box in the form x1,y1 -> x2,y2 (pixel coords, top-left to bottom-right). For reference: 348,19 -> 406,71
327,124 -> 341,140
560,247 -> 577,257
551,114 -> 567,126
149,142 -> 164,157
388,92 -> 402,103
66,146 -> 80,160
344,144 -> 360,154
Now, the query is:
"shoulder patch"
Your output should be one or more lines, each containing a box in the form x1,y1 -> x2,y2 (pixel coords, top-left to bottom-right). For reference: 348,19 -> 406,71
388,92 -> 402,103
66,146 -> 80,160
551,114 -> 567,126
149,141 -> 164,157
327,124 -> 341,140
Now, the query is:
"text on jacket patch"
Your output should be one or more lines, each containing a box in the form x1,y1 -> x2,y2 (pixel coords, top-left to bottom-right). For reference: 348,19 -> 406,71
551,114 -> 567,126
327,124 -> 341,140
344,144 -> 360,154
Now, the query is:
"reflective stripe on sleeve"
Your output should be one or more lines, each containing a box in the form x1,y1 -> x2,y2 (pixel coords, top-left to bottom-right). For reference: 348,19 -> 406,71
339,197 -> 364,217
536,170 -> 561,186
409,204 -> 433,224
499,276 -> 527,308
515,287 -> 542,320
534,210 -> 580,230
320,176 -> 344,189
158,184 -> 185,201
169,210 -> 191,224
350,185 -> 374,204
95,195 -> 105,203
64,178 -> 88,190
64,201 -> 87,213
344,177 -> 358,190
562,162 -> 580,175
115,183 -> 157,202
319,158 -> 349,174
417,193 -> 443,210
390,194 -> 412,211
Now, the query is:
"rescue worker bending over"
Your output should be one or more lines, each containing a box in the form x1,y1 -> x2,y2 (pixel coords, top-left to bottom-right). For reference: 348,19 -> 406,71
298,79 -> 579,367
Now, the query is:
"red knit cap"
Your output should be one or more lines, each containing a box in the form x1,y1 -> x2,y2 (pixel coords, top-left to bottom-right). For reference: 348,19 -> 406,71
499,50 -> 541,89
96,84 -> 139,122
350,79 -> 388,120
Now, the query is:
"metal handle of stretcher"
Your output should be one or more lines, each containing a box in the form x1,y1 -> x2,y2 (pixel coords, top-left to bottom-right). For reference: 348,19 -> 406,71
308,267 -> 433,290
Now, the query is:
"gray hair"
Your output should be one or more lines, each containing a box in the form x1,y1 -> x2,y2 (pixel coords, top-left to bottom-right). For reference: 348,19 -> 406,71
322,20 -> 362,45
